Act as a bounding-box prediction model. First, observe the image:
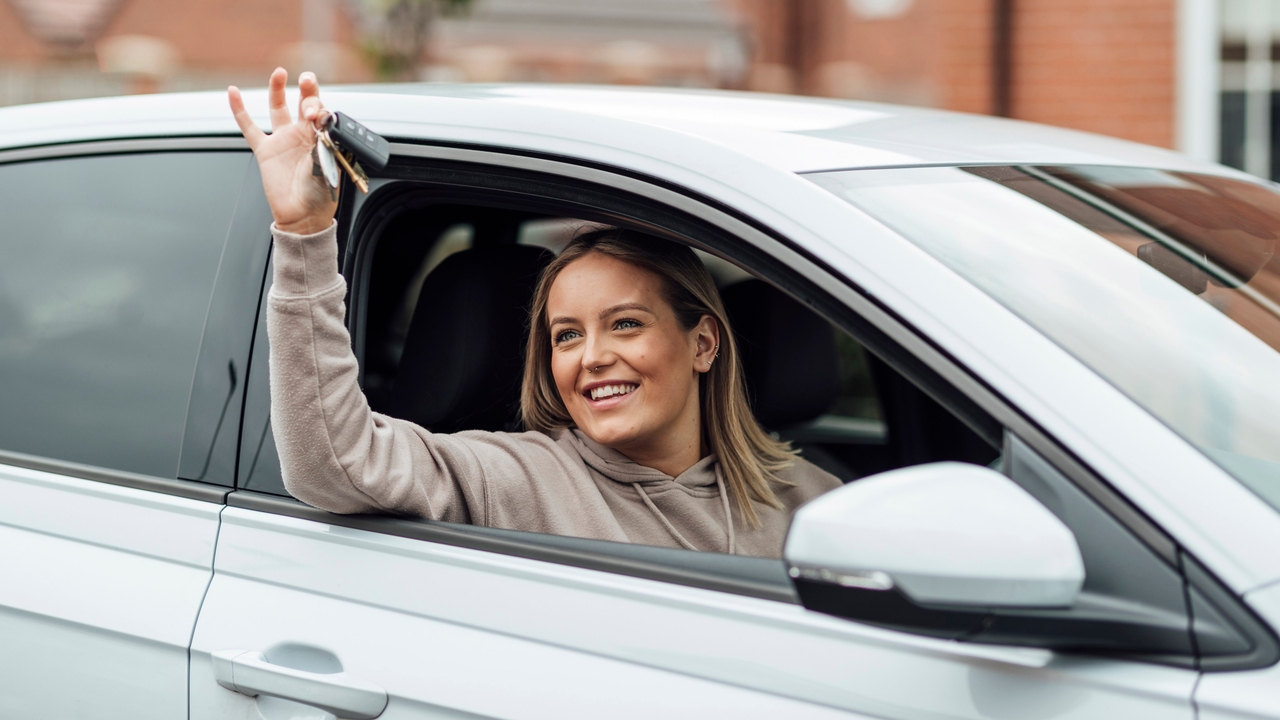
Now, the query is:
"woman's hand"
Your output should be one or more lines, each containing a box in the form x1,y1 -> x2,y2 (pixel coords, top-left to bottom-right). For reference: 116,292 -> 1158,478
228,68 -> 338,236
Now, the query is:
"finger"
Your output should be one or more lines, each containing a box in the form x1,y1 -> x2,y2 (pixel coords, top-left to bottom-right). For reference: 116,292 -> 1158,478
298,72 -> 325,128
268,67 -> 291,131
298,71 -> 320,105
300,96 -> 324,127
227,86 -> 266,150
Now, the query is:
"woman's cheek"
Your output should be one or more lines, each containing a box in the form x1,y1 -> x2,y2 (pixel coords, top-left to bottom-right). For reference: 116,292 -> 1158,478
551,355 -> 577,402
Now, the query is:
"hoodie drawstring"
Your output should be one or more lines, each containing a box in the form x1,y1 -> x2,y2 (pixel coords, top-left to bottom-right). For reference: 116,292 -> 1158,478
715,467 -> 737,555
632,470 -> 736,555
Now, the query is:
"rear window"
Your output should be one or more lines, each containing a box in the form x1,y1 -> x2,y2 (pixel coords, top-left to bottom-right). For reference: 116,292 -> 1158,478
0,152 -> 247,478
811,165 -> 1280,513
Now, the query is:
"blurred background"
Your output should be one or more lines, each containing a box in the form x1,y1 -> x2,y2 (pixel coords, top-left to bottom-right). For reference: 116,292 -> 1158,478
0,1 -> 1259,176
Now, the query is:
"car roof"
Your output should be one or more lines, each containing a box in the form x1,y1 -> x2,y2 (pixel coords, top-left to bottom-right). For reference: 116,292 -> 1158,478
0,83 -> 1230,176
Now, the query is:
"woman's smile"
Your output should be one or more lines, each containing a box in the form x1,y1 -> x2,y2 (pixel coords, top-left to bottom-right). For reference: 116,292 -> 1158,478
582,380 -> 640,407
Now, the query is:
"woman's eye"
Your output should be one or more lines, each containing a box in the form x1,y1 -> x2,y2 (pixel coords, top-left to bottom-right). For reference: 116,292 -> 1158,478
554,330 -> 581,344
614,319 -> 642,331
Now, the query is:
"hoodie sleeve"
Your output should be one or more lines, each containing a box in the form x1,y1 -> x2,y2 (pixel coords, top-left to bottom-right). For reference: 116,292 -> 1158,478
266,221 -> 489,521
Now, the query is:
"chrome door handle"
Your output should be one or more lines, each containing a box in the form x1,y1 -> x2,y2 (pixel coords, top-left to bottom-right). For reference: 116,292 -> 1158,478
212,649 -> 388,720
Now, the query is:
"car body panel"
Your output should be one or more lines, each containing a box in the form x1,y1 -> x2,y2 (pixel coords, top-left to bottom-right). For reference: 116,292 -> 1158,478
191,507 -> 1195,720
0,85 -> 1232,175
0,464 -> 220,718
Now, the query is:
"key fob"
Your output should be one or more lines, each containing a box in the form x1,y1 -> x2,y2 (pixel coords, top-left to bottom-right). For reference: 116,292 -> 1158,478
325,112 -> 390,172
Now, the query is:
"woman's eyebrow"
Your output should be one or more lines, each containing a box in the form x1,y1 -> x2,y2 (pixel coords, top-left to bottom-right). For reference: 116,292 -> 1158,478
599,302 -> 652,318
548,316 -> 578,328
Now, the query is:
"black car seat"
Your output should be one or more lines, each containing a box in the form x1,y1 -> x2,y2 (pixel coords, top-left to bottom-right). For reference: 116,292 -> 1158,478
387,244 -> 553,433
722,279 -> 840,426
721,279 -> 853,480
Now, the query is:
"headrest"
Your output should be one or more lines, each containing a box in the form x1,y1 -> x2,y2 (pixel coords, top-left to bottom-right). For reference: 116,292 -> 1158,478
722,279 -> 840,427
390,245 -> 552,433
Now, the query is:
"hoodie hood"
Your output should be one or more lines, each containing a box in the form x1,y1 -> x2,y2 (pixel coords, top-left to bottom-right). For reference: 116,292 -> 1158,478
566,429 -> 719,488
565,429 -> 733,553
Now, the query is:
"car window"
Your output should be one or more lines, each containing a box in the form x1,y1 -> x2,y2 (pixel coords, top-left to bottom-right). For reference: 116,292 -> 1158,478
0,152 -> 248,478
811,165 -> 1280,515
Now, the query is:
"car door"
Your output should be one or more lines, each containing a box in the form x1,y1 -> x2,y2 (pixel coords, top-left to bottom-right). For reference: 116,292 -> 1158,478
0,143 -> 261,719
186,149 -> 1224,719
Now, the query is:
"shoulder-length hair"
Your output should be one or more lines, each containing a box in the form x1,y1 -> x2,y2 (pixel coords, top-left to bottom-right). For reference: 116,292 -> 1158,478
520,228 -> 797,528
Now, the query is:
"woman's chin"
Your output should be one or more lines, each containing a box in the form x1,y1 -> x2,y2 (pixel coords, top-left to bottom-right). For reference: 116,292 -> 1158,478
575,418 -> 644,450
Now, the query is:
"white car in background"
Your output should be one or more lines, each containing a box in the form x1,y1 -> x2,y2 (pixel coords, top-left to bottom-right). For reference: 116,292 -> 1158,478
1,84 -> 1279,720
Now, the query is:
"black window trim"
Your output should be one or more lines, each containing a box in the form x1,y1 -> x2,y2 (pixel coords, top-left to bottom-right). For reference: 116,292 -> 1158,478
0,137 -> 248,166
0,448 -> 229,504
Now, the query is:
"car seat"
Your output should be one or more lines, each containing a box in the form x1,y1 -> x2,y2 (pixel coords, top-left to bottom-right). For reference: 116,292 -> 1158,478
721,279 -> 854,480
388,245 -> 553,433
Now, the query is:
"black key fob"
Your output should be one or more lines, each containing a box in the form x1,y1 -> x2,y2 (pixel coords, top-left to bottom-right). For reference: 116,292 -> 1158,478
325,111 -> 390,172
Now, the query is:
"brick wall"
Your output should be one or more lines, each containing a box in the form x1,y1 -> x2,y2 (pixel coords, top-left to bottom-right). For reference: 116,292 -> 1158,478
1013,0 -> 1175,148
736,0 -> 1177,148
0,0 -> 1182,148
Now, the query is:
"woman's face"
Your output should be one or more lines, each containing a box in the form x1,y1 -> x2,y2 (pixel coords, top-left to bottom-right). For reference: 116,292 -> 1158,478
547,252 -> 719,465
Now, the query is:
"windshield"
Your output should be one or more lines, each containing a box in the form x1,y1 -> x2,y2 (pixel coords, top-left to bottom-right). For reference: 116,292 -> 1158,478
810,165 -> 1280,514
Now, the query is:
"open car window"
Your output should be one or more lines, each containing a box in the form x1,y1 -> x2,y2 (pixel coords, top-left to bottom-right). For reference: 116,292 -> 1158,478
238,168 -> 1001,553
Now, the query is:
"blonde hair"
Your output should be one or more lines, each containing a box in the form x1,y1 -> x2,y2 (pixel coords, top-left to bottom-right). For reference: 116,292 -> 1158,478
520,229 -> 797,527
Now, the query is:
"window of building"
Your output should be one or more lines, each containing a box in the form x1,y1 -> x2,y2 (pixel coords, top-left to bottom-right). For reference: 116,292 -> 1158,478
1220,0 -> 1280,178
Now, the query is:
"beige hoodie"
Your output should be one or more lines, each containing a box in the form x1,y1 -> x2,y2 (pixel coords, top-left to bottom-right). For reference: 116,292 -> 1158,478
267,223 -> 841,558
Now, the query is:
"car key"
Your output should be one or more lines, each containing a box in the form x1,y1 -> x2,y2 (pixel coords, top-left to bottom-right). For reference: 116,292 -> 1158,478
314,131 -> 340,190
325,111 -> 390,172
317,124 -> 370,194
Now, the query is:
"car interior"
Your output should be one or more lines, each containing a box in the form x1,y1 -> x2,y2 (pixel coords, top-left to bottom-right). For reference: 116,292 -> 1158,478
350,195 -> 999,486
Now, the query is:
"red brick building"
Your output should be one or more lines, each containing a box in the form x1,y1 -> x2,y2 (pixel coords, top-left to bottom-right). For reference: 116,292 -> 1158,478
732,0 -> 1213,159
0,0 -> 1231,172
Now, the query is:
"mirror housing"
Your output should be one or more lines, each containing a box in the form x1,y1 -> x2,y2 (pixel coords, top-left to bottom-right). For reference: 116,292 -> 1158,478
785,462 -> 1086,639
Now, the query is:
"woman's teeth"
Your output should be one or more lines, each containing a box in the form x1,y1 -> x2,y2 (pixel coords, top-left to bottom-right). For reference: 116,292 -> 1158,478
590,384 -> 637,400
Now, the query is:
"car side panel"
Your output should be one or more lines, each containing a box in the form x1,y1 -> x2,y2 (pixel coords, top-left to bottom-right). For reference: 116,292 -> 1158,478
190,508 -> 1195,720
190,509 -> 863,720
0,465 -> 220,719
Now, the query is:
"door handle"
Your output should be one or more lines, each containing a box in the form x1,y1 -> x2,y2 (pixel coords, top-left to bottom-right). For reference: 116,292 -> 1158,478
212,649 -> 388,720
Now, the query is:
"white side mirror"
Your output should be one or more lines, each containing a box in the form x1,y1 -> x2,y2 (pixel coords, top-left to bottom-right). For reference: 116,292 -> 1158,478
785,462 -> 1084,609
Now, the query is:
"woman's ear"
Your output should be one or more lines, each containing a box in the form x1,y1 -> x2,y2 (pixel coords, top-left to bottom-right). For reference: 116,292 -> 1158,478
692,315 -> 721,374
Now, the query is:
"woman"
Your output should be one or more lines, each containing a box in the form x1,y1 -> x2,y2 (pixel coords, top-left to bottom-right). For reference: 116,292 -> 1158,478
228,70 -> 840,557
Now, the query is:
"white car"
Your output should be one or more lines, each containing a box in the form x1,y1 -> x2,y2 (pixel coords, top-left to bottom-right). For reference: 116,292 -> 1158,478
1,84 -> 1278,720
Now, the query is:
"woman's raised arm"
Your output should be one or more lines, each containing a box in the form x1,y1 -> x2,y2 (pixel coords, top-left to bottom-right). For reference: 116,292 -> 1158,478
231,71 -> 485,519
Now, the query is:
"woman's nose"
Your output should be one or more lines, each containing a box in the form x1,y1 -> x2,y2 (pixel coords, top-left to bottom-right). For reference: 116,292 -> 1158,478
580,333 -> 616,373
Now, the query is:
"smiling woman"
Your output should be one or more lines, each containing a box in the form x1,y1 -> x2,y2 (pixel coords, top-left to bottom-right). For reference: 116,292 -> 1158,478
235,71 -> 840,557
523,230 -> 802,529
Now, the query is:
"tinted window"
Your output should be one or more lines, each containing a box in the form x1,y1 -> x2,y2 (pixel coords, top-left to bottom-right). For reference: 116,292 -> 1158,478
0,152 -> 248,477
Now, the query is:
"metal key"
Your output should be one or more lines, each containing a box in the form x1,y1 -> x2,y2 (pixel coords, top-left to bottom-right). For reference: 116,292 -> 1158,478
317,126 -> 370,194
315,131 -> 340,190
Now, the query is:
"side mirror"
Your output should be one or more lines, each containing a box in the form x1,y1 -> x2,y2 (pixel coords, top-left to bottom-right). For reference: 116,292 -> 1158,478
785,462 -> 1085,640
